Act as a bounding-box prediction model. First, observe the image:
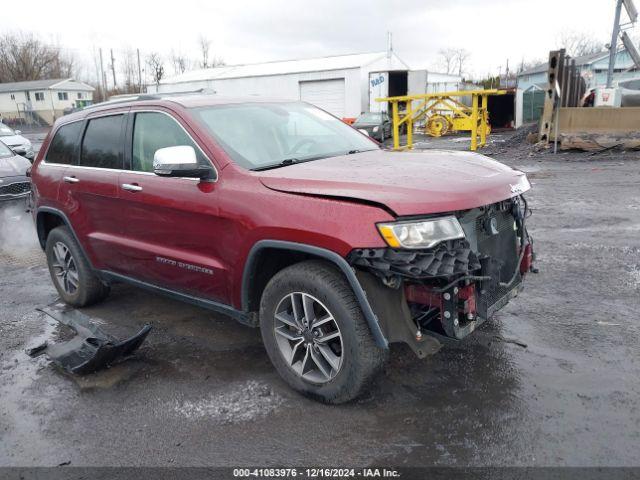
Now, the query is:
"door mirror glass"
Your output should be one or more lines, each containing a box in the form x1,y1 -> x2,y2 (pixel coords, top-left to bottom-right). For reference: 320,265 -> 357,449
153,146 -> 215,180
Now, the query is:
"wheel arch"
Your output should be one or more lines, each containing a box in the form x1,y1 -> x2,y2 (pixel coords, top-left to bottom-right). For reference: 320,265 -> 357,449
35,207 -> 92,269
36,207 -> 69,250
241,240 -> 389,349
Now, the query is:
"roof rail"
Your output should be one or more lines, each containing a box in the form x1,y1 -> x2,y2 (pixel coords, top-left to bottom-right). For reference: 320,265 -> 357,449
83,88 -> 215,111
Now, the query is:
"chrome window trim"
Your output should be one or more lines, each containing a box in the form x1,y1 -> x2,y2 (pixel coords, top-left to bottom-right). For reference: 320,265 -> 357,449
42,109 -> 218,183
129,109 -> 218,183
39,163 -> 201,182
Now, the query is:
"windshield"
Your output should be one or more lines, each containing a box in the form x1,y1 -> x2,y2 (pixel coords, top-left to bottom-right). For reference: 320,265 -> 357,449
0,140 -> 14,157
191,102 -> 378,170
355,112 -> 382,123
0,124 -> 15,137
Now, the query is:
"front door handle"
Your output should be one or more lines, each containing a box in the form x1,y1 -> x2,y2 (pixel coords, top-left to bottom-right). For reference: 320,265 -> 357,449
122,183 -> 143,192
63,176 -> 79,183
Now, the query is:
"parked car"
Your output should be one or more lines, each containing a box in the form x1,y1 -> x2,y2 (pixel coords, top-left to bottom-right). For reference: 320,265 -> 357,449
352,111 -> 392,142
30,95 -> 534,403
0,139 -> 31,204
0,123 -> 35,160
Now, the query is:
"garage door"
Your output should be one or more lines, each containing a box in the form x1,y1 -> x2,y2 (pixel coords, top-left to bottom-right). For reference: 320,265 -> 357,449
299,79 -> 346,118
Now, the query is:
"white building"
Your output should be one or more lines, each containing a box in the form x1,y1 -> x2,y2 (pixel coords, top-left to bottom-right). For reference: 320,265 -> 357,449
151,51 -> 462,119
0,78 -> 95,126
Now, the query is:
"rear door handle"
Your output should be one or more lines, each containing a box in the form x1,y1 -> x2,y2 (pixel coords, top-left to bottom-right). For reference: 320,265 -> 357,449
63,176 -> 79,183
122,183 -> 143,192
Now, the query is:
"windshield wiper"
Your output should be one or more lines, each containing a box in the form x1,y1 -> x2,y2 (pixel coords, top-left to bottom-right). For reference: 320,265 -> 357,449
252,155 -> 331,171
347,148 -> 378,155
252,158 -> 300,171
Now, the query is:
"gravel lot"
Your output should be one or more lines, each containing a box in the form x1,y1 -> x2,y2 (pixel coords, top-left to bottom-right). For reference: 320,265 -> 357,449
1,131 -> 639,468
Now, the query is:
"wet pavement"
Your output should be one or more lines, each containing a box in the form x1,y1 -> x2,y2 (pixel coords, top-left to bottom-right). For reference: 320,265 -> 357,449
1,138 -> 639,467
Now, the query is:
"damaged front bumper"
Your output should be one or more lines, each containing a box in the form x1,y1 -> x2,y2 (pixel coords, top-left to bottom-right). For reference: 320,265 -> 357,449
27,302 -> 152,374
349,196 -> 535,354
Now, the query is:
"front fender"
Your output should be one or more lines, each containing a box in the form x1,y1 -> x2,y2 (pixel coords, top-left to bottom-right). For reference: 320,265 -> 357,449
242,240 -> 389,349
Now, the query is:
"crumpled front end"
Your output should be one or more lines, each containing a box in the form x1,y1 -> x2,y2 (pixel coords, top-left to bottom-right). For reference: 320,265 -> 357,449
348,195 -> 534,348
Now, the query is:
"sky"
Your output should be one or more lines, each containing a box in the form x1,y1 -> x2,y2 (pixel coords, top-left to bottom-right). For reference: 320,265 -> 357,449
0,0 -> 629,82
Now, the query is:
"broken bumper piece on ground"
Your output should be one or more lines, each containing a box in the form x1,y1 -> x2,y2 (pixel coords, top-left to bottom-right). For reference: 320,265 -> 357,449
27,302 -> 152,374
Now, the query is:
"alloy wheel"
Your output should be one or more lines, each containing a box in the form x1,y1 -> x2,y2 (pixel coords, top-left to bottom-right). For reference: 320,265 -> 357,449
51,241 -> 79,295
273,292 -> 343,384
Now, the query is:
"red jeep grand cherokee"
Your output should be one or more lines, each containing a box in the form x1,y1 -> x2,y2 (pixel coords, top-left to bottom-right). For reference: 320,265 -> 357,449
30,94 -> 534,403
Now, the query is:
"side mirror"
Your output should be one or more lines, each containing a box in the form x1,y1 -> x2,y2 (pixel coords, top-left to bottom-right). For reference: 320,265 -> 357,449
14,130 -> 21,135
153,146 -> 215,181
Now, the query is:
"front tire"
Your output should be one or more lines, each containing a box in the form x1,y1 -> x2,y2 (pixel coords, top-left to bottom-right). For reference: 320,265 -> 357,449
259,260 -> 387,403
45,226 -> 110,307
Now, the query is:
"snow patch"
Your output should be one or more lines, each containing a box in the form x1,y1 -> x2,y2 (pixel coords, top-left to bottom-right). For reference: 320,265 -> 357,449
628,267 -> 640,288
173,380 -> 284,423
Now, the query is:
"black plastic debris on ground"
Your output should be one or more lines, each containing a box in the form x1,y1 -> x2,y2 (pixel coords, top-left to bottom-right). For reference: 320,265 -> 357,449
27,302 -> 152,375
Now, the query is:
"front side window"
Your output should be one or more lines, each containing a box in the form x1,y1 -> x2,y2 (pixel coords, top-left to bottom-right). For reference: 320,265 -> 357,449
0,124 -> 15,137
0,141 -> 14,158
80,115 -> 124,169
46,121 -> 83,165
191,102 -> 378,170
131,112 -> 208,172
356,112 -> 382,123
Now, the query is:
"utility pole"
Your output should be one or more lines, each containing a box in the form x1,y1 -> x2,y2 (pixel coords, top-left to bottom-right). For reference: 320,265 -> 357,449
110,49 -> 117,90
505,58 -> 509,88
607,0 -> 624,88
137,48 -> 143,93
99,48 -> 107,101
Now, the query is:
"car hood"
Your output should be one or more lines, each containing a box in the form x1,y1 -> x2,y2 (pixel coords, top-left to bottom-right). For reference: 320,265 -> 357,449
0,134 -> 29,147
353,122 -> 378,128
258,149 -> 531,216
0,154 -> 31,177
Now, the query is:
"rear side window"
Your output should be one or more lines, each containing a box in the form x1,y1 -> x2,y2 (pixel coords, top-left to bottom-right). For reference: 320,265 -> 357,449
131,112 -> 208,172
81,115 -> 124,169
46,121 -> 82,165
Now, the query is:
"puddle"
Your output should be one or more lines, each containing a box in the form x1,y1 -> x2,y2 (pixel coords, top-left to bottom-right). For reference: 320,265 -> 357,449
0,312 -> 64,463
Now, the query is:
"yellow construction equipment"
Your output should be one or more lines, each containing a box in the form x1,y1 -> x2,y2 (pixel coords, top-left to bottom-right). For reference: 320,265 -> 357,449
376,89 -> 507,151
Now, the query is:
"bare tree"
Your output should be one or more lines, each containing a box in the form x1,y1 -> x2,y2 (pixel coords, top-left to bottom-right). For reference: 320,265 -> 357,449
198,35 -> 211,69
170,51 -> 190,75
120,47 -> 139,93
558,31 -> 605,57
197,34 -> 225,69
454,48 -> 470,77
146,52 -> 165,86
0,31 -> 76,82
437,48 -> 470,77
517,57 -> 546,74
438,48 -> 457,75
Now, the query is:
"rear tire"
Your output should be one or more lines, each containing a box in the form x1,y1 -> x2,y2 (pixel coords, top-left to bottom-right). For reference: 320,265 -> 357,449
259,260 -> 387,404
45,226 -> 110,307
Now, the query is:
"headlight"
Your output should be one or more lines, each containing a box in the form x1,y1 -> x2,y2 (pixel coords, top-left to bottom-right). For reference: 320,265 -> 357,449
373,126 -> 380,132
377,216 -> 465,249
